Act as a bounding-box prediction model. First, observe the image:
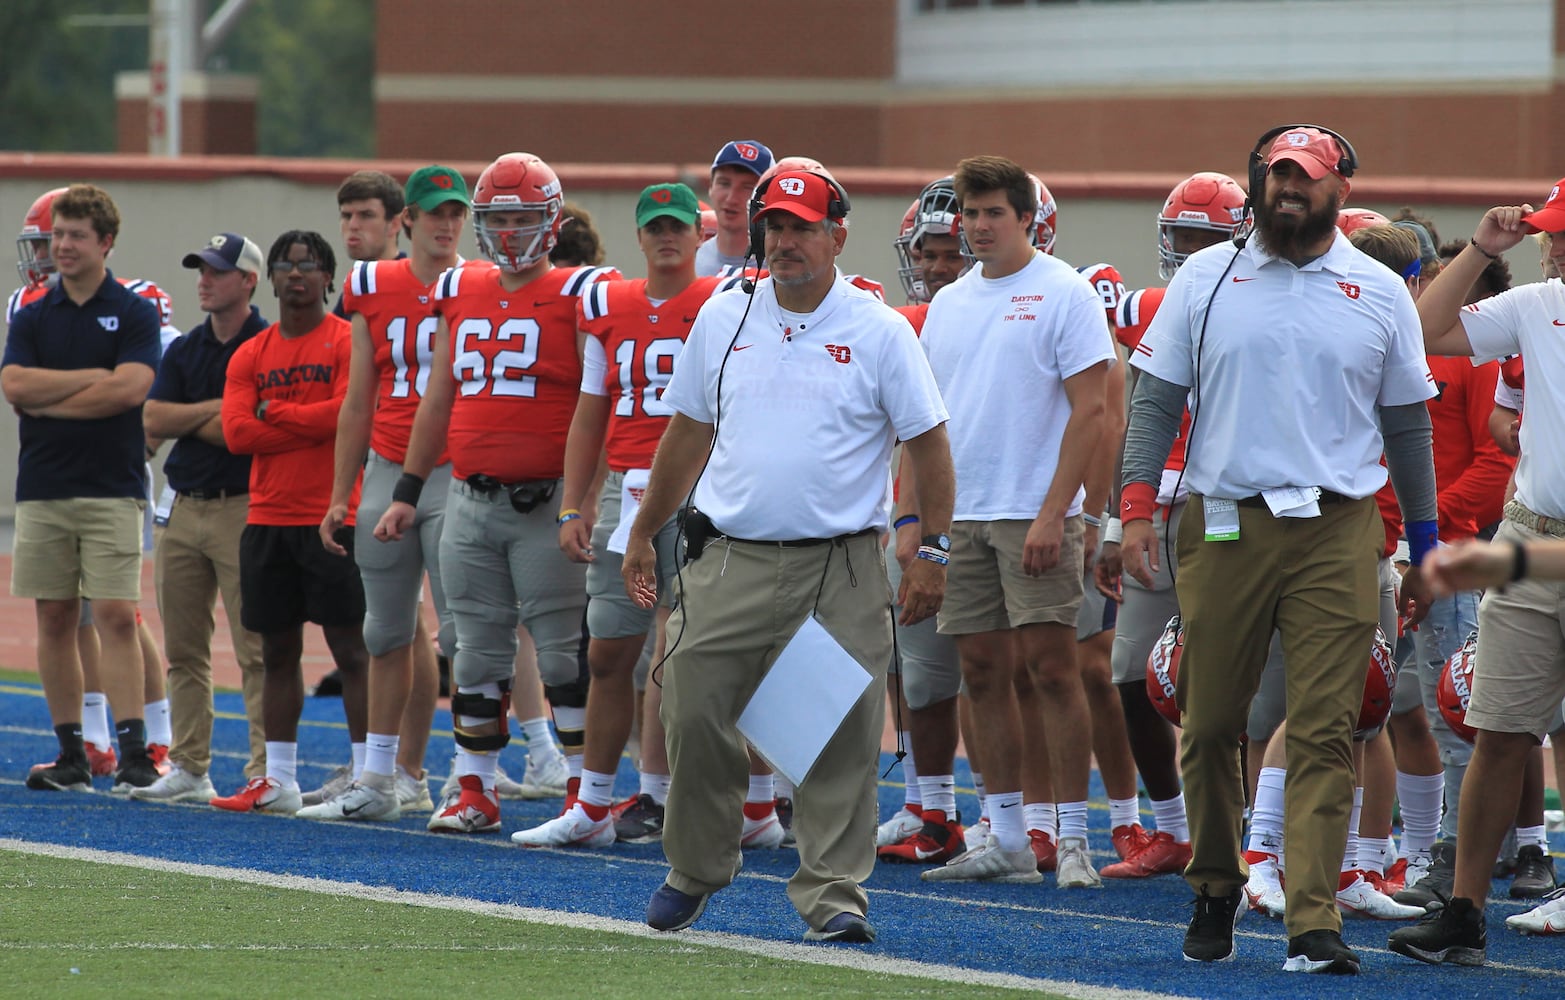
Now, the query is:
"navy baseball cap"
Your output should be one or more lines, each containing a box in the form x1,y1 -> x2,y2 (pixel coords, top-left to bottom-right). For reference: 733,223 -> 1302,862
711,140 -> 774,178
182,232 -> 264,276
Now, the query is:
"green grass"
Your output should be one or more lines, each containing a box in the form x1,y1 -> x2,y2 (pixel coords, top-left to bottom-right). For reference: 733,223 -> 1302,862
0,850 -> 1051,1000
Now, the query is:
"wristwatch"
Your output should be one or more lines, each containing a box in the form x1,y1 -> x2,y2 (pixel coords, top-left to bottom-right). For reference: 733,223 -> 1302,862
921,533 -> 951,553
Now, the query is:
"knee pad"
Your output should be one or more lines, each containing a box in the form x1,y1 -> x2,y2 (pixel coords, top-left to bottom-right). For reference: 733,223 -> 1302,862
361,613 -> 417,658
451,683 -> 511,752
543,617 -> 592,709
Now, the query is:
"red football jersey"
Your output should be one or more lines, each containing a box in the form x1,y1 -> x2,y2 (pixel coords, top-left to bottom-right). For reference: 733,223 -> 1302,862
1116,286 -> 1190,474
436,264 -> 616,482
578,275 -> 721,471
7,275 -> 173,330
221,314 -> 359,527
894,302 -> 929,335
341,257 -> 450,465
1077,262 -> 1128,324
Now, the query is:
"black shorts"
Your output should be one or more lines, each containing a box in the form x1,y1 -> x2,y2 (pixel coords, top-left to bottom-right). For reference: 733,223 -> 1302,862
240,524 -> 366,633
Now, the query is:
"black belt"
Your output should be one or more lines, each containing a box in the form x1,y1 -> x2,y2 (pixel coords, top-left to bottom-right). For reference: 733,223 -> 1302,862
178,487 -> 247,500
1235,489 -> 1355,508
463,475 -> 557,514
716,526 -> 878,548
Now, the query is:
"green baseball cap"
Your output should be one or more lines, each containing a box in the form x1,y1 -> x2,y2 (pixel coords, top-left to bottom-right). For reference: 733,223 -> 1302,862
404,165 -> 471,212
636,183 -> 701,228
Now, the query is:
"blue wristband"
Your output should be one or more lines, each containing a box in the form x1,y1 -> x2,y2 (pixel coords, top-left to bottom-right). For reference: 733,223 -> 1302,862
1405,520 -> 1438,567
893,514 -> 920,530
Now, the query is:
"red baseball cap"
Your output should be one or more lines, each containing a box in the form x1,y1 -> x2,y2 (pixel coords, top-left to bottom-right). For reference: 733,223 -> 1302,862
751,170 -> 844,224
1521,178 -> 1565,234
1266,128 -> 1349,180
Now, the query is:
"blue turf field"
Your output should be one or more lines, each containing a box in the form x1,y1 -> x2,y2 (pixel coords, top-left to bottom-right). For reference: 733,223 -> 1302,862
2,680 -> 1562,998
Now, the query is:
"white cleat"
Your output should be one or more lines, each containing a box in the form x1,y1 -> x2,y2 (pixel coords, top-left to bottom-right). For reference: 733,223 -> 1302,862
922,837 -> 1044,884
1336,872 -> 1424,919
127,765 -> 216,803
516,752 -> 569,799
1508,887 -> 1565,935
963,818 -> 991,854
296,772 -> 401,822
300,764 -> 353,807
396,769 -> 433,812
741,810 -> 786,849
1055,836 -> 1103,888
876,806 -> 925,847
1244,854 -> 1287,918
510,803 -> 616,848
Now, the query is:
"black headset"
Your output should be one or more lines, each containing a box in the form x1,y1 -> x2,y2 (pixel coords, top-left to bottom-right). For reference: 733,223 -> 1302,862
1243,123 -> 1359,225
746,170 -> 852,263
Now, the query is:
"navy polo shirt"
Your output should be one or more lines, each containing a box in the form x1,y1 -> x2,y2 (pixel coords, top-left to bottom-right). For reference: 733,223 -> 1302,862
2,270 -> 162,502
149,306 -> 269,494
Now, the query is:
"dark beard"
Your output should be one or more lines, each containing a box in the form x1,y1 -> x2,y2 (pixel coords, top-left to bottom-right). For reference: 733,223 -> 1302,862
1253,194 -> 1338,262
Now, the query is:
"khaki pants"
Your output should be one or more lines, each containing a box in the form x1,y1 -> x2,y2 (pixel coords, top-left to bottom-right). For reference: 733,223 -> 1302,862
1174,496 -> 1381,938
154,494 -> 266,778
660,532 -> 891,930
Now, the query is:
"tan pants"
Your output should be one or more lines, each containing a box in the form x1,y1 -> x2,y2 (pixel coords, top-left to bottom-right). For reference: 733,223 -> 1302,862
154,494 -> 266,778
1175,496 -> 1381,938
659,532 -> 891,930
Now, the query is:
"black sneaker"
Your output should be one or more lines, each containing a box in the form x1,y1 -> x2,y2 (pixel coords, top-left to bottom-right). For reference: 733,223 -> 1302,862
775,795 -> 796,849
1283,929 -> 1360,974
1394,839 -> 1455,906
111,753 -> 160,795
1388,896 -> 1487,966
613,793 -> 665,843
312,669 -> 343,697
1183,884 -> 1243,962
1510,844 -> 1557,899
25,757 -> 92,792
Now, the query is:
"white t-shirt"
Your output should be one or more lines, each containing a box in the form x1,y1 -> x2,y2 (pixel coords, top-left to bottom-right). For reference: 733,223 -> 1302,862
920,251 -> 1115,521
1459,279 -> 1565,517
694,239 -> 747,278
662,272 -> 948,540
1132,232 -> 1435,500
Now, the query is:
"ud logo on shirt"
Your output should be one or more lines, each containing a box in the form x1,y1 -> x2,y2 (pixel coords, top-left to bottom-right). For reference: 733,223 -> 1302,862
823,344 -> 851,365
1336,281 -> 1361,300
96,316 -> 119,331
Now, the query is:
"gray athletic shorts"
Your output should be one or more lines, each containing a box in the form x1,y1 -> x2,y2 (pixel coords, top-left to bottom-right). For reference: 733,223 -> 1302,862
585,470 -> 681,641
440,478 -> 587,689
355,451 -> 455,657
1109,501 -> 1183,685
886,539 -> 961,710
1076,568 -> 1117,641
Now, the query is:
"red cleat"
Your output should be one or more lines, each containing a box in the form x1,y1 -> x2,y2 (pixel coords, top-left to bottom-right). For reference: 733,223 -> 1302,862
1101,830 -> 1192,878
1029,829 -> 1058,873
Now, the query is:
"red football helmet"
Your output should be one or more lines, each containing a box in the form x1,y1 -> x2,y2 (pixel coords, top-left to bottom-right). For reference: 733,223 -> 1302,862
1355,627 -> 1398,739
1157,172 -> 1247,280
1438,630 -> 1480,744
17,187 -> 66,287
1145,615 -> 1185,727
472,153 -> 564,271
1336,207 -> 1392,236
1028,173 -> 1058,254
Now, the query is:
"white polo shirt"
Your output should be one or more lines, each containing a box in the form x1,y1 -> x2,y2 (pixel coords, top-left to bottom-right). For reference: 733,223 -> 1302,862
1459,279 -> 1565,517
1132,232 -> 1435,500
920,251 -> 1115,521
662,271 -> 948,540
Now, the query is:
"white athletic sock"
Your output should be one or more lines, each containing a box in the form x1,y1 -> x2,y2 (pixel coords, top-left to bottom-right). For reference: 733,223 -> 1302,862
746,774 -> 774,805
520,717 -> 563,760
1357,834 -> 1395,876
1057,800 -> 1089,843
1023,801 -> 1057,840
350,741 -> 366,780
1247,766 -> 1286,858
363,732 -> 399,778
919,774 -> 956,818
1343,786 -> 1364,873
640,770 -> 671,805
972,772 -> 987,819
900,736 -> 921,807
82,692 -> 111,748
458,749 -> 498,791
579,768 -> 616,808
265,741 -> 298,788
1108,796 -> 1140,830
144,698 -> 172,746
1396,770 -> 1444,856
1517,824 -> 1549,851
1152,793 -> 1190,843
988,791 -> 1026,851
565,754 -> 583,781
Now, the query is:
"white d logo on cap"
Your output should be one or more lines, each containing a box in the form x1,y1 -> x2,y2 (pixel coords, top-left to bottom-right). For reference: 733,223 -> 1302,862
1286,132 -> 1309,146
210,235 -> 228,247
777,177 -> 806,197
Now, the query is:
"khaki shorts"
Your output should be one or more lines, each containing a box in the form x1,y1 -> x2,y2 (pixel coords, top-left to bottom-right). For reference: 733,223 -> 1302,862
12,497 -> 146,601
1469,519 -> 1565,738
938,516 -> 1085,636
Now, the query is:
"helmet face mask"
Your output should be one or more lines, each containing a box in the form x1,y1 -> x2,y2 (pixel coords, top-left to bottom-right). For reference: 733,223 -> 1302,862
472,153 -> 563,272
17,187 -> 66,287
1157,172 -> 1246,280
897,178 -> 972,304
